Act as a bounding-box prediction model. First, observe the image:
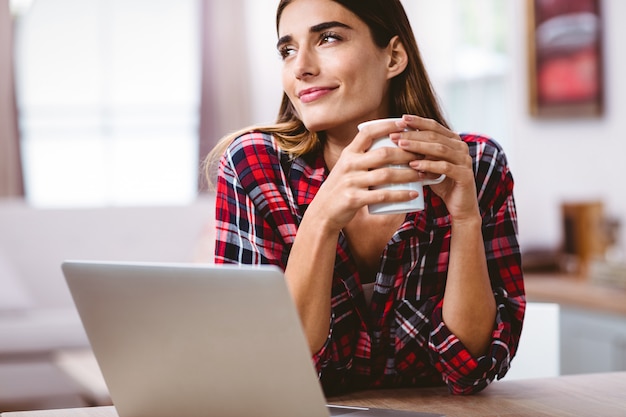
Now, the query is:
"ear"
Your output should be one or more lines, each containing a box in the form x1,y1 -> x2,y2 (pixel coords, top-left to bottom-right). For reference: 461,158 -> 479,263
385,36 -> 408,79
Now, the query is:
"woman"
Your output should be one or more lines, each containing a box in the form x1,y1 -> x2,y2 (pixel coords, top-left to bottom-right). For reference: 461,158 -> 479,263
206,0 -> 525,395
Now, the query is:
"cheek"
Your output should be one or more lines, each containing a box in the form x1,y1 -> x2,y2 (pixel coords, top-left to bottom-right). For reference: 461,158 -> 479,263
340,52 -> 388,90
281,69 -> 298,104
281,66 -> 292,92
331,54 -> 361,78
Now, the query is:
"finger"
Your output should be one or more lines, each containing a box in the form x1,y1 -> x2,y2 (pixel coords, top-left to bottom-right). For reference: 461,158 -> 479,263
409,158 -> 470,183
396,132 -> 469,165
361,146 -> 419,171
366,189 -> 420,207
401,114 -> 457,139
366,165 -> 421,188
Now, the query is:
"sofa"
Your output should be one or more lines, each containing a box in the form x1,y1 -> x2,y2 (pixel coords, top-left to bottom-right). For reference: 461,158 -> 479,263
0,195 -> 215,410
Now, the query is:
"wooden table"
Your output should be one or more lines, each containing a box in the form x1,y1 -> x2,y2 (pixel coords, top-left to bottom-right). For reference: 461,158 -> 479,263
3,372 -> 626,417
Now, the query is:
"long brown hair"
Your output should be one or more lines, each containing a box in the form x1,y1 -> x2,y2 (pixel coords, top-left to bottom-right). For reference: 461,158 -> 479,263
204,0 -> 448,188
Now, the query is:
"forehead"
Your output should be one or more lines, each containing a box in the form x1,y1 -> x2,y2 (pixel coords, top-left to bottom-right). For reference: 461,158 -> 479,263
277,0 -> 363,37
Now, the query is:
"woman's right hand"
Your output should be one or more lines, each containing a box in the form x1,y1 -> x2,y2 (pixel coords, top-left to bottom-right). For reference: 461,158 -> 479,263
307,119 -> 422,232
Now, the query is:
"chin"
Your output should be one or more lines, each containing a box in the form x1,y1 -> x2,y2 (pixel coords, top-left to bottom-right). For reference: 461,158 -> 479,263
299,112 -> 347,133
302,121 -> 332,133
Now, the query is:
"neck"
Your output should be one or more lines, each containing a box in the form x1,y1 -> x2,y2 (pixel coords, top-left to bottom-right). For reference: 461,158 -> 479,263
322,125 -> 359,171
323,141 -> 343,171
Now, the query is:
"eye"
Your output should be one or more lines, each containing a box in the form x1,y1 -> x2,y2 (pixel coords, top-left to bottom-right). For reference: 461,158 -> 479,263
319,31 -> 342,45
278,45 -> 297,60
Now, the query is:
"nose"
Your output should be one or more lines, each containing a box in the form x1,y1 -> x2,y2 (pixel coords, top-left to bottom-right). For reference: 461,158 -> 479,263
293,46 -> 319,79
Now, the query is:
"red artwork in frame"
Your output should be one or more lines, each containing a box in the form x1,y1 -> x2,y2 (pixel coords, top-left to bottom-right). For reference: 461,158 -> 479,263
527,0 -> 604,117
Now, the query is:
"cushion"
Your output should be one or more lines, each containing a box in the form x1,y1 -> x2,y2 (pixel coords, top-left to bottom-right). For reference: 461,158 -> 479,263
0,251 -> 33,312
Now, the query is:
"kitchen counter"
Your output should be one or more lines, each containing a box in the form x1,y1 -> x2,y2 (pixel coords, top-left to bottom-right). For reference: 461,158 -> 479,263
524,272 -> 626,316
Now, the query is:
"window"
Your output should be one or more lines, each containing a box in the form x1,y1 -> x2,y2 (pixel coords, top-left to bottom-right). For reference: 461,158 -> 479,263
14,0 -> 200,207
444,0 -> 510,148
408,0 -> 512,152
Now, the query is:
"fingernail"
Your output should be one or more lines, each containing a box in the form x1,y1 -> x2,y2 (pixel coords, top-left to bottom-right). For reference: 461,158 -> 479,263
394,120 -> 407,129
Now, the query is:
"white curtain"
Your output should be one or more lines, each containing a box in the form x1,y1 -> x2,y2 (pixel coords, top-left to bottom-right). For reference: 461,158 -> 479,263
198,0 -> 251,187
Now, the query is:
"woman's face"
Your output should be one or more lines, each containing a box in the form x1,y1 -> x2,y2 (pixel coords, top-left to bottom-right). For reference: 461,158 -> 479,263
277,0 -> 394,138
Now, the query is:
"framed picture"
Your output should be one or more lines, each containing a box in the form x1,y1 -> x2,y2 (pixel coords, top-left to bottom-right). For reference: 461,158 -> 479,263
527,0 -> 604,117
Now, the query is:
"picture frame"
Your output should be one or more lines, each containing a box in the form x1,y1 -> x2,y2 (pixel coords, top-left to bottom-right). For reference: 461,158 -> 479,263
527,0 -> 604,117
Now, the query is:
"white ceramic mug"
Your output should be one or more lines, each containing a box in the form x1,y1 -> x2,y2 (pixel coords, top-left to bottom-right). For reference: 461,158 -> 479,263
358,118 -> 446,215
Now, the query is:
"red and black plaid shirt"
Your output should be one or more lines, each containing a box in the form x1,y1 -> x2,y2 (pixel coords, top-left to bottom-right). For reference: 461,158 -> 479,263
214,131 -> 525,395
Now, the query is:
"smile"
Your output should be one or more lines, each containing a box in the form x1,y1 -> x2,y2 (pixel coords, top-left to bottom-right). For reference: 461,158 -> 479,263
297,87 -> 336,104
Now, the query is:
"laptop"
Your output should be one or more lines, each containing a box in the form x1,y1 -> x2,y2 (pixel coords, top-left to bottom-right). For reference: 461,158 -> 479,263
62,261 -> 444,417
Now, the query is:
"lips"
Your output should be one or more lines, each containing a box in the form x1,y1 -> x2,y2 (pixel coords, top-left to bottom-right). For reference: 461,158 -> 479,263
297,86 -> 336,104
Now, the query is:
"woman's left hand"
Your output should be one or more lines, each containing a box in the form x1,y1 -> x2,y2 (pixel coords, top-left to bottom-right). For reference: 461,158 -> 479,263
391,114 -> 479,222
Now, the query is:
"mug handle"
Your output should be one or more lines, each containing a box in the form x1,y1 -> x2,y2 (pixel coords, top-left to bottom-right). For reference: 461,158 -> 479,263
423,174 -> 446,185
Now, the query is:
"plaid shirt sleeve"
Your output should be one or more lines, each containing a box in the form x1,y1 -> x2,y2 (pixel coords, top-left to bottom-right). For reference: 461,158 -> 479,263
213,132 -> 298,267
426,135 -> 525,394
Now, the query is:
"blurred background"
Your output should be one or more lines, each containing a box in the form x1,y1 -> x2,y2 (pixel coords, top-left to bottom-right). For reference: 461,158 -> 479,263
1,0 -> 625,412
2,0 -> 624,251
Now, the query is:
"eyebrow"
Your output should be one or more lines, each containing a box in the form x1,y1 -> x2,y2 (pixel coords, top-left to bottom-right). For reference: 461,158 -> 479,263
277,21 -> 352,49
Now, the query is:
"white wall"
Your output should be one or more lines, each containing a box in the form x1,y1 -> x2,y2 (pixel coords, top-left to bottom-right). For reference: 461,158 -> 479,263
509,0 -> 626,251
243,0 -> 626,253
